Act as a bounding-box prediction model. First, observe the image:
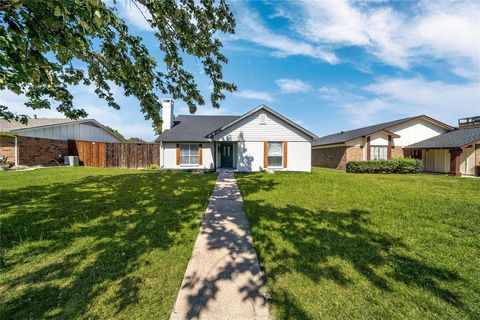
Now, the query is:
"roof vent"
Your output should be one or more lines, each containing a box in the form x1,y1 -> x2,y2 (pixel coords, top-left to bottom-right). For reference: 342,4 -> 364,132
340,131 -> 344,134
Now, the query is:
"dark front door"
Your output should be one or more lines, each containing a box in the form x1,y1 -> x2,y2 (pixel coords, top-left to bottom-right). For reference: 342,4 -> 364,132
220,143 -> 234,168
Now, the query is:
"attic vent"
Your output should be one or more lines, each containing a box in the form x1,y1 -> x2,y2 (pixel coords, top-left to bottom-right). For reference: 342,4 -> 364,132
259,114 -> 266,125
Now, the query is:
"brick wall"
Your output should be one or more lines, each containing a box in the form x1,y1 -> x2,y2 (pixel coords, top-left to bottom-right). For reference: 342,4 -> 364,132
0,135 -> 68,166
312,146 -> 348,170
346,146 -> 363,163
0,136 -> 16,163
391,146 -> 405,159
18,136 -> 68,166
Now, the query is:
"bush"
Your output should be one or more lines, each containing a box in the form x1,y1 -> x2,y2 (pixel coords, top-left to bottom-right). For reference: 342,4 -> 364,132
346,158 -> 422,174
148,163 -> 159,170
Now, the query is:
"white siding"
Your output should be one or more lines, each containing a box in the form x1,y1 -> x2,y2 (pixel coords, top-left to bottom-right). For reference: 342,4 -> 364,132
424,149 -> 449,173
161,142 -> 214,170
15,122 -> 122,142
460,147 -> 475,175
214,110 -> 310,142
369,133 -> 389,146
390,119 -> 448,147
287,142 -> 311,172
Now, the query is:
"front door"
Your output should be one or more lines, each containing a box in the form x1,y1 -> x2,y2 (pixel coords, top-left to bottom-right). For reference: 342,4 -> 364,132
220,143 -> 234,168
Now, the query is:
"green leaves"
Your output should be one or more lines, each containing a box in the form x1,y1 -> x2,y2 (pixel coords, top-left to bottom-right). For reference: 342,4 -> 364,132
0,0 -> 236,134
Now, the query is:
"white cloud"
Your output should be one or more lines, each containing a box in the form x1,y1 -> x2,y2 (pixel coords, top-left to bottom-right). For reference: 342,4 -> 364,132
118,1 -> 154,32
321,78 -> 480,127
276,79 -> 311,93
230,3 -> 338,64
235,90 -> 274,103
278,0 -> 480,71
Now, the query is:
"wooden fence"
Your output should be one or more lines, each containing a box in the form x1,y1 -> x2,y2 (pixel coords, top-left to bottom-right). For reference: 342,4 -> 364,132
68,140 -> 160,169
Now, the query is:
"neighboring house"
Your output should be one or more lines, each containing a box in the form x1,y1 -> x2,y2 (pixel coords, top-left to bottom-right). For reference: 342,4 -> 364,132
0,118 -> 124,166
156,100 -> 317,172
405,116 -> 480,176
312,115 -> 454,171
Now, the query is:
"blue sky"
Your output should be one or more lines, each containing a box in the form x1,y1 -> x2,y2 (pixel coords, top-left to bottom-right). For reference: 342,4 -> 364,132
2,0 -> 479,141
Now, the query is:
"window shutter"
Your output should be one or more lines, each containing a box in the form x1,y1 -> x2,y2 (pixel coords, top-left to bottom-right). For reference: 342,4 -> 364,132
264,141 -> 268,168
176,144 -> 180,165
198,144 -> 203,165
283,141 -> 288,168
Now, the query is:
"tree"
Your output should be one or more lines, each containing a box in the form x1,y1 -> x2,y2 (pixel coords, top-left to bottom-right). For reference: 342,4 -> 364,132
104,125 -> 126,141
127,137 -> 146,143
0,0 -> 236,134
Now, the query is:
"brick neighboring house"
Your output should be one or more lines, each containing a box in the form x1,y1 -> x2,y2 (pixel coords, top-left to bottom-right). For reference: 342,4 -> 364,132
312,115 -> 454,171
0,118 -> 124,166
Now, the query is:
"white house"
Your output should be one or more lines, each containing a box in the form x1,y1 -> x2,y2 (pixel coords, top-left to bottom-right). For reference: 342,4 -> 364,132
156,100 -> 317,172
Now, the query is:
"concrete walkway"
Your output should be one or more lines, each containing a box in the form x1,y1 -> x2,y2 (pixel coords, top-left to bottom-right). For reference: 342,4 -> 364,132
170,172 -> 270,320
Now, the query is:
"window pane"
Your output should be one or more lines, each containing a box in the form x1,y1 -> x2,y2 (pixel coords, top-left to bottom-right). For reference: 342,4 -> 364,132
180,156 -> 190,164
189,144 -> 199,156
190,156 -> 199,164
268,142 -> 282,155
180,145 -> 189,156
268,156 -> 282,167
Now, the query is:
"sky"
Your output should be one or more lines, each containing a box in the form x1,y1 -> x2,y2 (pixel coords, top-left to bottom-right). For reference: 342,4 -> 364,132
2,0 -> 480,141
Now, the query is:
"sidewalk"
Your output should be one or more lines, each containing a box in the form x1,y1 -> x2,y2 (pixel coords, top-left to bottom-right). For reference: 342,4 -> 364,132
170,172 -> 270,320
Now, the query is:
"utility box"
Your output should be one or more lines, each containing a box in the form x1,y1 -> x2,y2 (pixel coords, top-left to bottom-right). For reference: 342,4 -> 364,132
64,156 -> 79,166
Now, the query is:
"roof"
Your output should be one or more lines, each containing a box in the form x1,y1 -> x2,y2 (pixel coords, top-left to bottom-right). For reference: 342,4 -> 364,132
313,115 -> 454,147
155,115 -> 240,142
210,105 -> 318,140
0,118 -> 74,132
156,105 -> 318,142
405,128 -> 480,149
0,118 -> 125,141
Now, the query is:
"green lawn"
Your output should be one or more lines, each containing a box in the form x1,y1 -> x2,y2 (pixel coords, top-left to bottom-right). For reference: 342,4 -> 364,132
0,167 -> 216,319
236,169 -> 480,319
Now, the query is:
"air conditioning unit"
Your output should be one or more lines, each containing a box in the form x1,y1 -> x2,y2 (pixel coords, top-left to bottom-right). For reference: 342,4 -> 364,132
64,156 -> 79,166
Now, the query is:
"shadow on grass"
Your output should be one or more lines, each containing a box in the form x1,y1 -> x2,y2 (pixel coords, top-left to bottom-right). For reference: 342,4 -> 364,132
236,173 -> 467,319
0,170 -> 216,319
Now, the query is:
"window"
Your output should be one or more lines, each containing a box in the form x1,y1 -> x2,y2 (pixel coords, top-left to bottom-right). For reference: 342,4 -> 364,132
370,146 -> 387,160
268,142 -> 283,167
180,144 -> 199,165
259,113 -> 266,125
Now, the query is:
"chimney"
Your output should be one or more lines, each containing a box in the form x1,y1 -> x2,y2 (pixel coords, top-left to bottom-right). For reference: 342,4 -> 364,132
458,116 -> 480,129
161,99 -> 174,132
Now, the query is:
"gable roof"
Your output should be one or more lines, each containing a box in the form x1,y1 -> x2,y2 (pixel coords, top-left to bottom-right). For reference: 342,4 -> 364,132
208,105 -> 318,140
313,115 -> 454,147
0,118 -> 125,141
155,115 -> 240,142
405,128 -> 480,149
155,105 -> 318,142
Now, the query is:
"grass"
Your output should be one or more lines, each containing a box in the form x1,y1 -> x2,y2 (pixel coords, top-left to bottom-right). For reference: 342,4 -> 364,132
236,168 -> 480,319
0,167 -> 217,319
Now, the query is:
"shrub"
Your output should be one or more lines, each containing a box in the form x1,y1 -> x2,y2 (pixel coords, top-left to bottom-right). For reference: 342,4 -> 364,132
148,163 -> 159,170
346,158 -> 422,174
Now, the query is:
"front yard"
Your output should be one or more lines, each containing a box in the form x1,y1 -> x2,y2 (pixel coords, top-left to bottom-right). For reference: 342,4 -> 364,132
0,168 -> 216,319
236,169 -> 480,319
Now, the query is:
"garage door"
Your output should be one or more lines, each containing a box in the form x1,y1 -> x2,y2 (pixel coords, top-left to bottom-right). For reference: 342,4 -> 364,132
424,150 -> 449,173
460,147 -> 475,176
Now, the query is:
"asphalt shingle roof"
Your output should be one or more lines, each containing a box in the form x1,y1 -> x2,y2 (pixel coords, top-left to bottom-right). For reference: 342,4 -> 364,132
406,128 -> 480,149
0,118 -> 76,132
155,115 -> 240,142
313,117 -> 417,146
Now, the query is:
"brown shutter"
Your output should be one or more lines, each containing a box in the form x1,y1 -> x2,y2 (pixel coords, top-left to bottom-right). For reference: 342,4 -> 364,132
176,144 -> 180,165
366,137 -> 371,160
198,144 -> 203,165
264,141 -> 268,168
283,141 -> 288,168
387,135 -> 392,159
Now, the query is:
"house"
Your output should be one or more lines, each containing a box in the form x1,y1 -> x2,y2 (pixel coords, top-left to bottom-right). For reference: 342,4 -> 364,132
0,118 -> 124,166
312,115 -> 454,170
156,100 -> 317,172
405,116 -> 480,176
